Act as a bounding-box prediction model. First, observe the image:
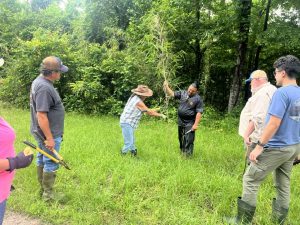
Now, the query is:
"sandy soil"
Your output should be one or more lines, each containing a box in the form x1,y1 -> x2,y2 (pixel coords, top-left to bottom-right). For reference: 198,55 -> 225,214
3,211 -> 49,225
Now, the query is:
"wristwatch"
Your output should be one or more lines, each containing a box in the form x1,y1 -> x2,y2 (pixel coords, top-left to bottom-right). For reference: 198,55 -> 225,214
257,140 -> 265,147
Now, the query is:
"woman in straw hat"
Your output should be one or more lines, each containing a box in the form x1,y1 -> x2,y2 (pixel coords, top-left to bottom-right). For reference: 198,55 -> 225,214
120,85 -> 166,156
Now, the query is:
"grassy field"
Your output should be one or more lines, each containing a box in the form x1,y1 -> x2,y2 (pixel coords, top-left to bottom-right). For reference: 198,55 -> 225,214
1,104 -> 300,225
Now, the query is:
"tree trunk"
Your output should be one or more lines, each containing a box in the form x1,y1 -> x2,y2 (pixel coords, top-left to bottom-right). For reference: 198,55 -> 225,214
195,38 -> 202,81
194,0 -> 202,82
244,50 -> 254,102
254,0 -> 271,69
228,0 -> 252,113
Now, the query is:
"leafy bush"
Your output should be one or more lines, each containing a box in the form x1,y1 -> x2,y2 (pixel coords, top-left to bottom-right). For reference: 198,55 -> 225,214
0,29 -> 77,108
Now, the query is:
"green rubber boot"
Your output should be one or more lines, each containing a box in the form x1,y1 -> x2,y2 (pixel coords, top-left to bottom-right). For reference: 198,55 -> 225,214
37,166 -> 44,197
224,197 -> 256,224
42,171 -> 67,203
272,198 -> 288,225
42,171 -> 56,202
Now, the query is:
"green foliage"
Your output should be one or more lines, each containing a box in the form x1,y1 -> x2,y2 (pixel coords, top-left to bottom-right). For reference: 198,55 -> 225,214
0,30 -> 77,108
200,105 -> 240,132
84,0 -> 136,43
0,0 -> 300,114
64,39 -> 134,115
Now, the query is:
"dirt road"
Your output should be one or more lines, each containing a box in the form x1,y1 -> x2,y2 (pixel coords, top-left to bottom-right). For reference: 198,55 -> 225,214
3,211 -> 49,225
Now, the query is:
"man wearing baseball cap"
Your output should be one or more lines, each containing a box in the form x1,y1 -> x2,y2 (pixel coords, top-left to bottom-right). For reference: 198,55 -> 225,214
245,69 -> 268,82
226,55 -> 300,224
239,70 -> 277,163
30,56 -> 68,202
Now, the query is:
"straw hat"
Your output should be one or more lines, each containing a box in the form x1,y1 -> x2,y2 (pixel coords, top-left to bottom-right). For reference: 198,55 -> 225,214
131,85 -> 153,97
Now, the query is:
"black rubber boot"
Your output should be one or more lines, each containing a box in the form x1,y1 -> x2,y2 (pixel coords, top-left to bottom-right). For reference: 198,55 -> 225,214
37,166 -> 44,196
293,158 -> 300,165
224,197 -> 256,224
272,198 -> 288,225
131,149 -> 137,157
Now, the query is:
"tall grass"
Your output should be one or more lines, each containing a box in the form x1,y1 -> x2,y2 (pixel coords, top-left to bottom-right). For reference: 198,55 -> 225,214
1,104 -> 300,224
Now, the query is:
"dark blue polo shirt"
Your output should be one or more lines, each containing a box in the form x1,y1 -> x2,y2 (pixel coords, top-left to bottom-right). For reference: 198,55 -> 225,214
174,90 -> 204,126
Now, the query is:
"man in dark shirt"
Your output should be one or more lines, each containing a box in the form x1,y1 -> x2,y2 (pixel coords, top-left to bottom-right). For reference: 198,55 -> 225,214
30,56 -> 68,201
163,81 -> 204,156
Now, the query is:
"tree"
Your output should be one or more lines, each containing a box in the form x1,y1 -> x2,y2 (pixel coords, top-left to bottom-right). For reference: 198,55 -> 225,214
253,0 -> 272,70
84,0 -> 137,44
228,0 -> 252,113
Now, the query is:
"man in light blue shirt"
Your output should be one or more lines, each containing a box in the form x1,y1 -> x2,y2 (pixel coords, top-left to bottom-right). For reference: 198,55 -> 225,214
226,55 -> 300,225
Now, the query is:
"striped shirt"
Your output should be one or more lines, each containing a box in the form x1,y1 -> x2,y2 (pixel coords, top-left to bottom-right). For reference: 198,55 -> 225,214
120,95 -> 143,129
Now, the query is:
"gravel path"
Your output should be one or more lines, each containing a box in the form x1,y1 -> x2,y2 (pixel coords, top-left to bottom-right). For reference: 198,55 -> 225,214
3,211 -> 49,225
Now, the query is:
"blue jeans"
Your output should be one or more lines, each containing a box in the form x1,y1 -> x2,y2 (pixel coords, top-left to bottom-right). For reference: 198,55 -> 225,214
120,123 -> 136,153
0,199 -> 7,225
36,136 -> 62,172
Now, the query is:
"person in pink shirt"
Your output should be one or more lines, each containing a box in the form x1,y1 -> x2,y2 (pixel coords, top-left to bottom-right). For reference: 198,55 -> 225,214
0,117 -> 34,224
0,58 -> 33,223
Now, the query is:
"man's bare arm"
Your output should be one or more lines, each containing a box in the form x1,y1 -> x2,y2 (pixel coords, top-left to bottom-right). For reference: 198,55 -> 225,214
37,112 -> 55,150
163,81 -> 174,97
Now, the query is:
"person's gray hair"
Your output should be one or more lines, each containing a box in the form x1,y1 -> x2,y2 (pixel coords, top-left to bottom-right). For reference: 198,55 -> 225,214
40,69 -> 53,77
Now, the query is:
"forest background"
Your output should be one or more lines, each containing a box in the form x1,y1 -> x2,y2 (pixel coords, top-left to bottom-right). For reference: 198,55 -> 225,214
0,0 -> 300,115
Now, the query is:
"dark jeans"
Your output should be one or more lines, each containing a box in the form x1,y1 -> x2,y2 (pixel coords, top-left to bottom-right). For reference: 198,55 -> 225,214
178,125 -> 195,155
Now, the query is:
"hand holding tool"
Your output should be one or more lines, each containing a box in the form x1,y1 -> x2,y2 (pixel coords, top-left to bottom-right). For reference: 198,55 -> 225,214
34,131 -> 67,162
23,140 -> 70,170
23,141 -> 59,164
25,131 -> 71,170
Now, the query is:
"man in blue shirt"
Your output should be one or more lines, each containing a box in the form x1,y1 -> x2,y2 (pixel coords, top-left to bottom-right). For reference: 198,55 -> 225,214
226,55 -> 300,224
